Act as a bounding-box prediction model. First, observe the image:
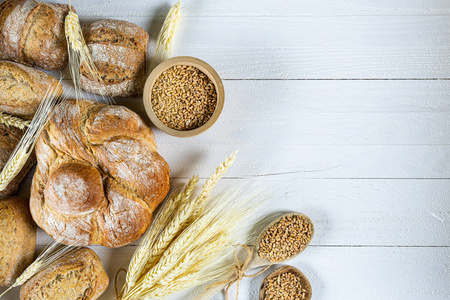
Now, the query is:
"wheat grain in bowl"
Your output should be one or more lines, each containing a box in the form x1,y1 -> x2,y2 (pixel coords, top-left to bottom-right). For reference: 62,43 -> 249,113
151,65 -> 217,131
143,56 -> 224,137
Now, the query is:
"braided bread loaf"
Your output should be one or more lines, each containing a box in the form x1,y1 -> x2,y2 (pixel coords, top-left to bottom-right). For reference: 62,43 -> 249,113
30,99 -> 170,247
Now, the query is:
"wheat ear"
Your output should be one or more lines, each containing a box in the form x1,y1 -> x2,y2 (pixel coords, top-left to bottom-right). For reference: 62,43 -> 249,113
0,83 -> 62,192
0,260 -> 44,298
135,191 -> 255,299
140,175 -> 199,272
127,189 -> 268,300
65,2 -> 113,104
137,153 -> 237,288
149,1 -> 181,72
0,113 -> 30,130
139,202 -> 221,290
158,232 -> 228,285
123,177 -> 199,299
0,148 -> 31,191
125,183 -> 192,291
0,242 -> 77,298
189,151 -> 237,220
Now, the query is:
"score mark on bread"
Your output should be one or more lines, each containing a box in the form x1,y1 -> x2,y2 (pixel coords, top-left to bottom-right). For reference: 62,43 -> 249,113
30,99 -> 170,248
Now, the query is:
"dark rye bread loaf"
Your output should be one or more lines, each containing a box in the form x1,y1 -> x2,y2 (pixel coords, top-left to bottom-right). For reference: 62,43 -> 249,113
80,19 -> 149,97
0,0 -> 70,70
0,197 -> 36,286
0,61 -> 63,120
20,247 -> 109,300
0,124 -> 35,197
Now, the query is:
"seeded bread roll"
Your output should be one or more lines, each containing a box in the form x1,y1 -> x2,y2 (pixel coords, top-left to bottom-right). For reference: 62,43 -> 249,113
0,61 -> 63,120
20,247 -> 109,300
0,197 -> 36,286
80,19 -> 149,97
0,124 -> 35,197
30,99 -> 170,247
0,0 -> 70,70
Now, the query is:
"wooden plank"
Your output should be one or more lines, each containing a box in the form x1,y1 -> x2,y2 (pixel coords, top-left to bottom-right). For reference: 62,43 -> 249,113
2,246 -> 448,299
20,142 -> 450,178
21,80 -> 450,180
50,0 -> 450,16
63,79 -> 450,113
59,79 -> 450,146
29,177 -> 450,247
47,16 -> 450,79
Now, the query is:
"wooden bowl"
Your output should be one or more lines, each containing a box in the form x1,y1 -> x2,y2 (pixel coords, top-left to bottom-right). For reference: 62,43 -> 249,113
259,265 -> 312,300
143,56 -> 225,137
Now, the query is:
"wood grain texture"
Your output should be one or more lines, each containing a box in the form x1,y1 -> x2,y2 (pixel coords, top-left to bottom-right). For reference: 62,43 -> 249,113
44,15 -> 450,80
47,0 -> 450,16
1,0 -> 448,299
3,246 -> 449,299
28,177 -> 449,247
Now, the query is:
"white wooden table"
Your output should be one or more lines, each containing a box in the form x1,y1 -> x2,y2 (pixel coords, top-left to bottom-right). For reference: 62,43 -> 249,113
2,0 -> 450,299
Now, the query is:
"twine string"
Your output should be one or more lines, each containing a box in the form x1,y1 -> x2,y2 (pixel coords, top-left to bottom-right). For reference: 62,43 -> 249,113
114,268 -> 128,299
213,244 -> 271,300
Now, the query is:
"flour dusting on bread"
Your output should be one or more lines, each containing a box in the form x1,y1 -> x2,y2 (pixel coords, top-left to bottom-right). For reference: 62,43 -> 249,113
30,99 -> 170,247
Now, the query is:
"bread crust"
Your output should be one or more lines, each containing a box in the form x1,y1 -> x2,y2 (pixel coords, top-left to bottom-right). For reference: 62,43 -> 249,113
0,197 -> 36,286
20,247 -> 109,300
0,60 -> 63,120
30,99 -> 170,247
80,19 -> 149,97
0,0 -> 69,70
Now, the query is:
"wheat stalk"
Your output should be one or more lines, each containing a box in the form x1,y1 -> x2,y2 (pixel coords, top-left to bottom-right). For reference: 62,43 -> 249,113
0,113 -> 30,130
123,176 -> 199,298
0,83 -> 62,192
120,152 -> 268,300
138,153 -> 238,289
0,241 -> 78,298
141,175 -> 199,272
126,189 -> 264,300
144,272 -> 202,300
139,196 -> 234,290
158,232 -> 228,285
149,1 -> 181,72
65,1 -> 113,104
124,185 -> 191,291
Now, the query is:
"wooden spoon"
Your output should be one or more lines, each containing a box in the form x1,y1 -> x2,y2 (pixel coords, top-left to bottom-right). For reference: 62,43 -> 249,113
259,265 -> 312,300
195,212 -> 314,300
248,212 -> 314,269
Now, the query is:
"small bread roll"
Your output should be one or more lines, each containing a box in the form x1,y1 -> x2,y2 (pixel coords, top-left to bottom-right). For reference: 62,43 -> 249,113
80,19 -> 149,97
0,0 -> 70,70
20,247 -> 109,300
0,197 -> 36,286
0,61 -> 63,120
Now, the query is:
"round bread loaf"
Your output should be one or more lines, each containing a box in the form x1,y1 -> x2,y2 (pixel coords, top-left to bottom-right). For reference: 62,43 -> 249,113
0,61 -> 63,120
0,197 -> 36,287
30,99 -> 170,247
0,0 -> 69,70
20,247 -> 108,300
80,19 -> 149,97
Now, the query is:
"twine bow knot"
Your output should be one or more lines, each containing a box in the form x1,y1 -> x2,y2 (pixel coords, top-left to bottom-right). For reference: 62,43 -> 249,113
222,244 -> 271,300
